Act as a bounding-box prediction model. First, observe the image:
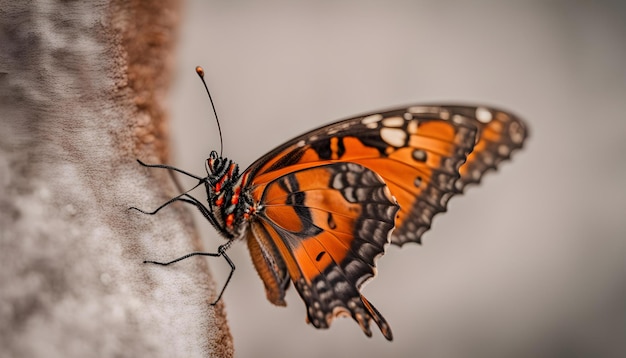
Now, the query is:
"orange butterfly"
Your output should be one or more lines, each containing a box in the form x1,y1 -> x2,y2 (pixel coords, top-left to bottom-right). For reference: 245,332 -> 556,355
133,67 -> 528,341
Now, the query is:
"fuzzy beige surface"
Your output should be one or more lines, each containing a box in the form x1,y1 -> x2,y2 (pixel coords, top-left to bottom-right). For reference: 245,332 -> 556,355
0,1 -> 232,357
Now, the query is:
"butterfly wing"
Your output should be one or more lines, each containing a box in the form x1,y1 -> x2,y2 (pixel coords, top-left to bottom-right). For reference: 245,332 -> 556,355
246,162 -> 398,340
242,104 -> 527,338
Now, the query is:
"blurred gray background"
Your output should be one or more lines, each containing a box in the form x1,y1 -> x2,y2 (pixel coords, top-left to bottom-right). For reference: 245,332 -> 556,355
167,1 -> 626,357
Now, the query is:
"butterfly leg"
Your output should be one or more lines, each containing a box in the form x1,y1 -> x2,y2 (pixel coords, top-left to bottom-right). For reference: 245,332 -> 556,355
212,243 -> 235,305
144,241 -> 236,305
129,195 -> 193,216
135,159 -> 205,181
178,194 -> 222,230
129,183 -> 229,235
128,175 -> 206,215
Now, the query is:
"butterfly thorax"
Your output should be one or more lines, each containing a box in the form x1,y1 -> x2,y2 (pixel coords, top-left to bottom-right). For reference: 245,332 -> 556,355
204,151 -> 254,239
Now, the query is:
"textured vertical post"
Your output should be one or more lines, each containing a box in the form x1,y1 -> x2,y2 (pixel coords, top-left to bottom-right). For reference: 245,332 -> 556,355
0,1 -> 233,357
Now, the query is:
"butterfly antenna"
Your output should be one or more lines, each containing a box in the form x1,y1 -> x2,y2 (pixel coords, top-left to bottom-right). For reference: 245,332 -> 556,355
196,66 -> 224,156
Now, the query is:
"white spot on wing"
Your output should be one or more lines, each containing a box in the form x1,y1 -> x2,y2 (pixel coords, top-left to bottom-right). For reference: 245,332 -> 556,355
361,114 -> 382,125
407,120 -> 418,134
452,114 -> 466,124
382,116 -> 404,127
412,149 -> 427,161
476,107 -> 493,123
509,121 -> 525,144
439,109 -> 451,120
380,127 -> 407,147
498,144 -> 511,156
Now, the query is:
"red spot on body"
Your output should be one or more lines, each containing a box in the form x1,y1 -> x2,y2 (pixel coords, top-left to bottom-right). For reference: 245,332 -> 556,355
216,197 -> 224,206
244,207 -> 255,220
231,186 -> 241,205
226,213 -> 234,227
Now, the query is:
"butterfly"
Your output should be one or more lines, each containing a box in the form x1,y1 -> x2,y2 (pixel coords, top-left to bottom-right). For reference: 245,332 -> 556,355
133,67 -> 528,341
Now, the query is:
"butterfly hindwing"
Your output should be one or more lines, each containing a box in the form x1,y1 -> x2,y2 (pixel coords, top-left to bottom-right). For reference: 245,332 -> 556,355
246,162 -> 398,340
246,221 -> 290,306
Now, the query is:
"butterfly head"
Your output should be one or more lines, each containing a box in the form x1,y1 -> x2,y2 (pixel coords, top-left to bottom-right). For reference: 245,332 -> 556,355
204,150 -> 238,194
206,150 -> 229,179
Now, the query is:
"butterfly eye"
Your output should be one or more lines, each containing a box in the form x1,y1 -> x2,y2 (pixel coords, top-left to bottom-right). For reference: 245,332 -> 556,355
206,151 -> 220,174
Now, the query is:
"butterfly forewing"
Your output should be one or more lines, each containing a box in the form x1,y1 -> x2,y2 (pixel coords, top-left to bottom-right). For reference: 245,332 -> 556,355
245,105 -> 516,246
